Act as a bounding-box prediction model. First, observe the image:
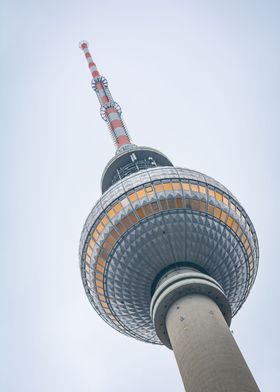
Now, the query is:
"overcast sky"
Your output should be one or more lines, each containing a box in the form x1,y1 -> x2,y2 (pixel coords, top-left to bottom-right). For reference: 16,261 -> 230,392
1,0 -> 280,391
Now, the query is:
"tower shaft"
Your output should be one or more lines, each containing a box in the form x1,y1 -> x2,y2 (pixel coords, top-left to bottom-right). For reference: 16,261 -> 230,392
167,294 -> 259,392
151,267 -> 260,392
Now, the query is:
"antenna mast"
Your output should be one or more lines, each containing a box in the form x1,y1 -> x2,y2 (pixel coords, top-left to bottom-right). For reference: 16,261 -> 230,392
79,41 -> 132,151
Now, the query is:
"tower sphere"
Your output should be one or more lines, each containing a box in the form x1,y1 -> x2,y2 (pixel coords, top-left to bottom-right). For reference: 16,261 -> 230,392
80,146 -> 259,344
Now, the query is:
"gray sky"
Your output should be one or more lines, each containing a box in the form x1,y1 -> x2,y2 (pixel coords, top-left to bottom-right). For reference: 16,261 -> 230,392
1,0 -> 279,390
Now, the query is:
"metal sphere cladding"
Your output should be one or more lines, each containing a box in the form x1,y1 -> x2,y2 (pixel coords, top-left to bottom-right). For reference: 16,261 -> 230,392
80,147 -> 259,344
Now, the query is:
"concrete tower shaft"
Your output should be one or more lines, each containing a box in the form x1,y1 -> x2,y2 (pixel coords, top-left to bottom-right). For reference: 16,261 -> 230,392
151,268 -> 260,391
166,295 -> 259,391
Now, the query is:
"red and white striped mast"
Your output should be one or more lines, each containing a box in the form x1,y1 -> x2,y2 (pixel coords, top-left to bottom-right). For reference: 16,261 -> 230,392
79,41 -> 132,152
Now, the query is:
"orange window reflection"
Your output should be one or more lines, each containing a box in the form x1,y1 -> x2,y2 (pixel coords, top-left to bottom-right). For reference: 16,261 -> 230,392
227,216 -> 233,227
182,183 -> 190,191
108,209 -> 115,219
191,184 -> 199,192
160,199 -> 168,210
208,203 -> 215,215
129,193 -> 138,203
110,229 -> 120,240
214,207 -> 221,219
221,211 -> 227,223
155,184 -> 164,192
137,207 -> 145,218
116,223 -> 125,234
172,183 -> 181,191
200,201 -> 206,212
176,198 -> 183,208
97,287 -> 104,295
216,192 -> 223,202
151,201 -> 159,211
137,189 -> 145,199
163,183 -> 172,191
167,199 -> 176,209
96,264 -> 105,273
192,200 -> 200,210
97,257 -> 106,267
101,215 -> 109,226
114,203 -> 122,213
143,204 -> 152,215
199,185 -> 206,194
208,189 -> 215,198
96,280 -> 103,288
128,212 -> 138,223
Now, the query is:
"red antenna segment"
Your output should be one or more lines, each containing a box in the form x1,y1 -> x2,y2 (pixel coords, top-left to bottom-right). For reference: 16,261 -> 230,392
79,41 -> 132,150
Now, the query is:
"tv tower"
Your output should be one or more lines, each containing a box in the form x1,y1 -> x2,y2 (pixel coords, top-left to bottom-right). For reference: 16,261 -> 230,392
79,41 -> 260,392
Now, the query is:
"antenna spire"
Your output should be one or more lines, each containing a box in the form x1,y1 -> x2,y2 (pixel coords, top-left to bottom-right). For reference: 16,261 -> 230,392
79,41 -> 132,151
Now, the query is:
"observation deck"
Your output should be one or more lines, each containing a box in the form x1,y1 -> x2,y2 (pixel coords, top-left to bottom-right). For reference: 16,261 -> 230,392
101,146 -> 173,193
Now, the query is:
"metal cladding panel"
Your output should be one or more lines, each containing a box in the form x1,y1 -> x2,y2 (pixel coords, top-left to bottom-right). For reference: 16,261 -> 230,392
80,166 -> 259,344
